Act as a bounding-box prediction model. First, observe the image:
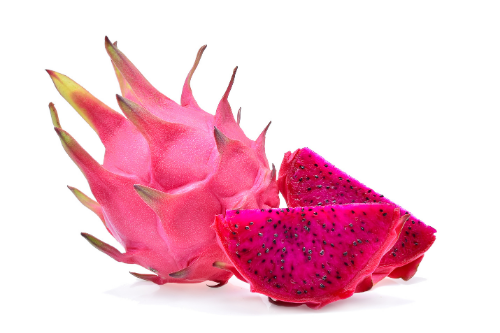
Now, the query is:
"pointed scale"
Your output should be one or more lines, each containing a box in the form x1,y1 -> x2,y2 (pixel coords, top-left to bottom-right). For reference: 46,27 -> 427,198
181,45 -> 207,109
111,41 -> 141,105
67,186 -> 106,224
47,72 -> 150,181
117,95 -> 217,191
134,185 -> 221,261
214,67 -> 252,146
105,37 -> 212,129
253,121 -> 271,168
209,128 -> 262,205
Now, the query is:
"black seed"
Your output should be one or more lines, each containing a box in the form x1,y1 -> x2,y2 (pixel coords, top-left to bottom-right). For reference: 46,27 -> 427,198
308,256 -> 312,260
250,222 -> 254,225
307,187 -> 311,191
331,243 -> 335,247
273,239 -> 276,244
322,276 -> 327,280
412,220 -> 415,224
267,218 -> 272,222
351,229 -> 354,232
357,239 -> 362,244
349,223 -> 353,227
314,163 -> 318,167
254,270 -> 257,274
320,250 -> 325,256
247,260 -> 252,263
392,253 -> 396,257
282,247 -> 286,252
234,224 -> 238,228
258,253 -> 262,256
232,232 -> 236,235
320,283 -> 325,288
303,247 -> 306,252
383,213 -> 387,216
299,177 -> 303,182
344,262 -> 348,266
315,175 -> 319,179
258,233 -> 263,237
297,290 -> 302,295
324,164 -> 328,167
361,227 -> 364,231
308,249 -> 312,254
317,185 -> 322,188
245,226 -> 249,230
343,252 -> 348,256
353,241 -> 357,246
266,248 -> 270,253
236,210 -> 240,214
300,165 -> 305,169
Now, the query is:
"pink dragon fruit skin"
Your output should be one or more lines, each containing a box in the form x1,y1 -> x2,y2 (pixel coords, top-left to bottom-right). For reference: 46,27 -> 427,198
48,37 -> 279,286
278,147 -> 436,290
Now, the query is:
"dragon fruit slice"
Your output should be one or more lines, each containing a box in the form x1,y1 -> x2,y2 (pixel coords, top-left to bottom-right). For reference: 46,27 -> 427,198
212,204 -> 408,309
278,147 -> 436,288
48,37 -> 279,286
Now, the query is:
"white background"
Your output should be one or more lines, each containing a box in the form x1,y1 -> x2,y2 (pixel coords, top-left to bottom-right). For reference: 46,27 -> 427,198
1,1 -> 499,332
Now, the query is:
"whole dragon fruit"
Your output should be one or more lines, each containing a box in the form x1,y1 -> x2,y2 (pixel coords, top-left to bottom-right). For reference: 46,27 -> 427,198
48,37 -> 279,286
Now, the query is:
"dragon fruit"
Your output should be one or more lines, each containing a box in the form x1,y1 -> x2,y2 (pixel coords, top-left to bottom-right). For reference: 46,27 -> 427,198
278,147 -> 436,289
212,204 -> 408,309
48,37 -> 279,286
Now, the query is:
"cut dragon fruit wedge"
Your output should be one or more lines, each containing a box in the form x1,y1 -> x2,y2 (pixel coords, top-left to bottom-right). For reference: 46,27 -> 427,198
212,204 -> 408,309
278,147 -> 436,288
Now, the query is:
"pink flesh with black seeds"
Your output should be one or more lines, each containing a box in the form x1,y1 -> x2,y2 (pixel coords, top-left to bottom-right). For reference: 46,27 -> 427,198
213,204 -> 406,309
278,147 -> 436,284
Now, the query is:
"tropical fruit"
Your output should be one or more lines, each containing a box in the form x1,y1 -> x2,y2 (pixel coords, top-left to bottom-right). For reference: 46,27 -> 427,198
278,147 -> 436,288
212,204 -> 408,308
48,37 -> 279,286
